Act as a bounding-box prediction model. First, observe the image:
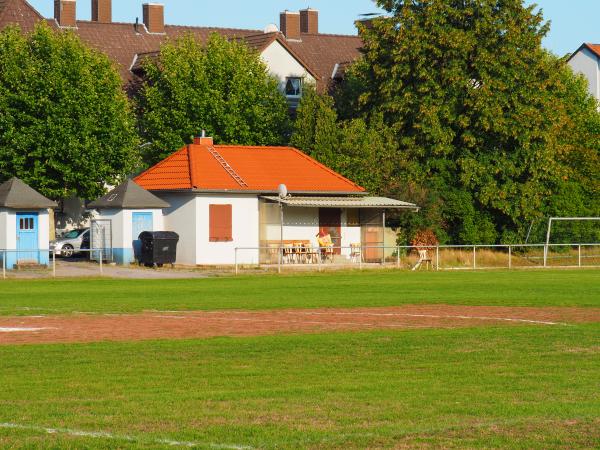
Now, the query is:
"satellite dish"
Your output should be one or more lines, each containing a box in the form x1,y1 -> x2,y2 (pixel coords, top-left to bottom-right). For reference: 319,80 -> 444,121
278,184 -> 288,199
264,23 -> 279,34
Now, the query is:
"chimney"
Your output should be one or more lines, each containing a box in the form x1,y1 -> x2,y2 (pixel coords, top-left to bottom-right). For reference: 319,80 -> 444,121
300,8 -> 318,34
143,3 -> 165,34
91,0 -> 111,23
280,10 -> 300,40
193,131 -> 213,147
54,0 -> 76,28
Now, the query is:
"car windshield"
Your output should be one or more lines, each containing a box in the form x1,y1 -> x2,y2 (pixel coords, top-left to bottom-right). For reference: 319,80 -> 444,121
62,229 -> 86,239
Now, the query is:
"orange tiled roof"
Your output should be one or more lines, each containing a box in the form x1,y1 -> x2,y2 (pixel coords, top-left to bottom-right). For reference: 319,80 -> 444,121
134,143 -> 365,193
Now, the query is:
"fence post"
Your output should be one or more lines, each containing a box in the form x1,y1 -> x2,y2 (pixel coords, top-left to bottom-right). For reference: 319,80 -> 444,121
473,246 -> 477,270
544,245 -> 548,268
2,250 -> 5,280
234,248 -> 238,275
396,246 -> 400,269
436,246 -> 440,271
99,248 -> 103,276
52,250 -> 56,278
508,246 -> 512,270
359,247 -> 362,271
578,245 -> 582,268
278,246 -> 282,274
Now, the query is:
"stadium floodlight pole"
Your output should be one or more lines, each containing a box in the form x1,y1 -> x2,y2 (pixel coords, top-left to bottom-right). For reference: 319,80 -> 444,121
544,217 -> 600,267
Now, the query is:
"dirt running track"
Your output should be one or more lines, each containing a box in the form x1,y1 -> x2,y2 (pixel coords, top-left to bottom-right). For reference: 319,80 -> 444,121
1,305 -> 600,345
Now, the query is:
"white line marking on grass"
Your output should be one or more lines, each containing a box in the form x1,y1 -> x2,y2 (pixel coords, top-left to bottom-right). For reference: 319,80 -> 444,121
201,317 -> 429,329
0,327 -> 56,333
297,311 -> 567,326
0,423 -> 253,449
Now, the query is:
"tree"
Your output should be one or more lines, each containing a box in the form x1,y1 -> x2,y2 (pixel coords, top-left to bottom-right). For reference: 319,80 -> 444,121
337,0 -> 600,243
0,24 -> 139,200
138,33 -> 290,164
291,87 -> 399,194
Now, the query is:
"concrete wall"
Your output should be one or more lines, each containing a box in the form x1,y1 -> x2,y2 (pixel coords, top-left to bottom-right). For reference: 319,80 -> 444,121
568,47 -> 600,100
261,40 -> 316,93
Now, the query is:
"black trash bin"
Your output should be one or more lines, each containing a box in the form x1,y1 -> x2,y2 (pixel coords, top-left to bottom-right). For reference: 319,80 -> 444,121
139,231 -> 179,267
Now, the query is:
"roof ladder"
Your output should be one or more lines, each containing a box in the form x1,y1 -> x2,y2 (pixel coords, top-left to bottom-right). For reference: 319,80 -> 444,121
207,147 -> 249,188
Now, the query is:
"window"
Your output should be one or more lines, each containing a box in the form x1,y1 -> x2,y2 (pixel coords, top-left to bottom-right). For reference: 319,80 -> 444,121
19,218 -> 34,230
209,204 -> 233,242
285,77 -> 302,97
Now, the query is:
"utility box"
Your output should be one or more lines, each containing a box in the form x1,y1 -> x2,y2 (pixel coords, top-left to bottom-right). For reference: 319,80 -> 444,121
139,231 -> 179,267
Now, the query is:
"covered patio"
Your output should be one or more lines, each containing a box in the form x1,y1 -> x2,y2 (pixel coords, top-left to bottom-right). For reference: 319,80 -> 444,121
258,196 -> 419,264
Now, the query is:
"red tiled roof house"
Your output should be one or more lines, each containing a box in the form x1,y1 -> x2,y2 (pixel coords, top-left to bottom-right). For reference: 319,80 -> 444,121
133,136 -> 417,266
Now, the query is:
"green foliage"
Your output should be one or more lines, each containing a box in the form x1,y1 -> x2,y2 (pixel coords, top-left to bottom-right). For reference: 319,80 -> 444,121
291,87 -> 399,194
0,24 -> 138,200
335,0 -> 600,244
137,33 -> 290,164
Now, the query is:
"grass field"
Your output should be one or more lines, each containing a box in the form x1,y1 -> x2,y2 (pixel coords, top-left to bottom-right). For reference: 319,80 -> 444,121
0,270 -> 599,316
1,270 -> 599,448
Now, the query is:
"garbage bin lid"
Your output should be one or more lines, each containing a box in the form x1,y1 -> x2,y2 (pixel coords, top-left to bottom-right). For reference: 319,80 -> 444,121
139,231 -> 179,240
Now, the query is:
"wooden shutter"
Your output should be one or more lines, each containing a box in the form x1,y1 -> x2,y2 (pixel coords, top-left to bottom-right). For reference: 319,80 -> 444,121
209,204 -> 232,242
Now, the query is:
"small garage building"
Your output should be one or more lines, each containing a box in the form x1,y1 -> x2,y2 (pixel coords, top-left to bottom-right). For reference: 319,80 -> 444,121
88,179 -> 169,265
0,177 -> 57,269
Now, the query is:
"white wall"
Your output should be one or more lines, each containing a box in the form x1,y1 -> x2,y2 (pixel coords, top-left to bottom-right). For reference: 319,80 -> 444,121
121,209 -> 165,247
195,195 -> 260,265
37,210 -> 50,250
159,193 -> 198,266
0,209 -> 11,250
569,47 -> 600,100
261,41 -> 316,93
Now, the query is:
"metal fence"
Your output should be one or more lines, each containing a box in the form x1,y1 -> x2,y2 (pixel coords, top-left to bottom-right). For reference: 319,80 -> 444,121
0,248 -> 107,279
233,243 -> 600,275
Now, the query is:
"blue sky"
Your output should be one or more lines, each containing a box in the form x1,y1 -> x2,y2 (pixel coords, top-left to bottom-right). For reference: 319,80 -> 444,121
28,0 -> 595,56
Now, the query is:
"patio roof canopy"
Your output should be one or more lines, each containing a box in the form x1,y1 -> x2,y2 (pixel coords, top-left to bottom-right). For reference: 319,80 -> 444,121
261,196 -> 419,211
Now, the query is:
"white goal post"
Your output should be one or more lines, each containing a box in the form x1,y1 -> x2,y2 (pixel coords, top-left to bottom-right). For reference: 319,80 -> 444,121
544,217 -> 600,266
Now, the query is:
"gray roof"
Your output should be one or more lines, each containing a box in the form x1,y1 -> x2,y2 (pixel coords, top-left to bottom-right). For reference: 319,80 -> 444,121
261,196 -> 419,210
0,177 -> 57,209
88,179 -> 170,210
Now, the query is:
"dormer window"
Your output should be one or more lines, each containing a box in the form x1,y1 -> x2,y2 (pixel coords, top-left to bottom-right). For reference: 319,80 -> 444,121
285,77 -> 303,97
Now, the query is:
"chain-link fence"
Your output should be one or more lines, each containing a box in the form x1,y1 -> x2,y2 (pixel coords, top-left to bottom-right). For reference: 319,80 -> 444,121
233,243 -> 600,274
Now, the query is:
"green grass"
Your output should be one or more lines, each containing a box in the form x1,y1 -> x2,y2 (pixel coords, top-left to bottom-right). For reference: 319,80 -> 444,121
0,269 -> 599,316
1,270 -> 599,447
0,325 -> 599,448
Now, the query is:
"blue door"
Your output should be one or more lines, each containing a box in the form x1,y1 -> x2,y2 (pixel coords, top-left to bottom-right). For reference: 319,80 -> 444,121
16,213 -> 39,263
132,212 -> 153,261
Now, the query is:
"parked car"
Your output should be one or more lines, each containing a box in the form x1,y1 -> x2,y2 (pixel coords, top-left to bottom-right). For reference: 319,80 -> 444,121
50,228 -> 90,257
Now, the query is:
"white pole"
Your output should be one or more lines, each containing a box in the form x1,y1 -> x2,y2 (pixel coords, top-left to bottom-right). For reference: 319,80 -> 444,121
52,250 -> 56,278
473,246 -> 476,270
99,248 -> 103,276
278,246 -> 281,274
235,248 -> 238,275
396,246 -> 400,269
436,246 -> 440,271
508,246 -> 512,270
578,245 -> 582,268
2,250 -> 5,280
544,218 -> 552,268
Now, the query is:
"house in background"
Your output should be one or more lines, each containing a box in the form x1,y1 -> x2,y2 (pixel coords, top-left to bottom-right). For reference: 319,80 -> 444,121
568,44 -> 600,101
133,136 -> 417,266
0,177 -> 56,269
0,0 -> 362,103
